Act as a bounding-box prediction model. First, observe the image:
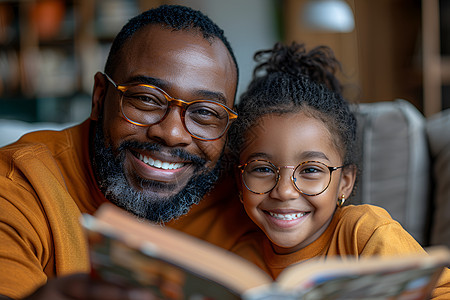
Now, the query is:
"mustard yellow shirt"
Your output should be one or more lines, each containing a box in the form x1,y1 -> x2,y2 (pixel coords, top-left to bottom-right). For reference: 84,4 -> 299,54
0,120 -> 256,299
230,204 -> 450,299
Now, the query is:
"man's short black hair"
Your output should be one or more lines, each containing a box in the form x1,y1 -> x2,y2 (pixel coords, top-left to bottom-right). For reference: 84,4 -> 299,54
104,4 -> 238,84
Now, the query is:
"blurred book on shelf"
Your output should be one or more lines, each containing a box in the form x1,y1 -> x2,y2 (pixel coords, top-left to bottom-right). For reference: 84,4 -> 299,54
0,0 -> 148,123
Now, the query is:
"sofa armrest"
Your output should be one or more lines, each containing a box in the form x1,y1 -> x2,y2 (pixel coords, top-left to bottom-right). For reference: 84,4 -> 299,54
353,99 -> 431,245
426,109 -> 450,248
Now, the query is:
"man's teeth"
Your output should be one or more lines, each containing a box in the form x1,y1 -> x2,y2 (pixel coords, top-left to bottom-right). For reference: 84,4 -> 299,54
269,212 -> 306,220
138,154 -> 184,170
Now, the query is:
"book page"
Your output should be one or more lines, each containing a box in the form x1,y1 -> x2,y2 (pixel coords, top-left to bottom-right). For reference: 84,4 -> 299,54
270,248 -> 449,300
84,216 -> 242,300
82,204 -> 273,295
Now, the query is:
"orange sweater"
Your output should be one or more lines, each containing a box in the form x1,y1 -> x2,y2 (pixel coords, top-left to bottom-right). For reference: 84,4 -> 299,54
230,204 -> 450,299
0,120 -> 256,299
2,121 -> 446,298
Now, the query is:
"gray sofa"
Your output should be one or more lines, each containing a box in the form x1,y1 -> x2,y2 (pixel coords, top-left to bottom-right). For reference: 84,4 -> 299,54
0,99 -> 449,247
354,100 -> 450,247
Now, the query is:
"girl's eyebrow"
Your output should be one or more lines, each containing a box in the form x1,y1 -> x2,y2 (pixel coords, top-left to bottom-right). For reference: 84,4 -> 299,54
243,151 -> 332,164
245,152 -> 272,162
299,151 -> 331,162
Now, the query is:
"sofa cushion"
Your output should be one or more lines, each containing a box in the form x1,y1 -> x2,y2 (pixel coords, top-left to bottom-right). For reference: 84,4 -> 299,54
0,119 -> 74,147
353,100 -> 430,245
426,109 -> 450,248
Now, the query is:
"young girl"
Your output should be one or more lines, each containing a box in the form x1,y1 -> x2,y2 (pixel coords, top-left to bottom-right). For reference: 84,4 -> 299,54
228,42 -> 449,298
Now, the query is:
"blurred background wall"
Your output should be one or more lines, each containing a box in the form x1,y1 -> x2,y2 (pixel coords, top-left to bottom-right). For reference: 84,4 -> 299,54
0,0 -> 448,123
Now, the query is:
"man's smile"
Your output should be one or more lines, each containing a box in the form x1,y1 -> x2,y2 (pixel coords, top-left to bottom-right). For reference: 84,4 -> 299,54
137,153 -> 186,170
125,148 -> 199,187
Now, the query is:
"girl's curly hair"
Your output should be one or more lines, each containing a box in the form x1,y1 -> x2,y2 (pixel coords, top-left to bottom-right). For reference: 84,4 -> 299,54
228,42 -> 357,169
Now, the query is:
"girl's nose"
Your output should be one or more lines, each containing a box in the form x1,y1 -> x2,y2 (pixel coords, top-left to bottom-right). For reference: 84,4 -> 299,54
269,171 -> 301,201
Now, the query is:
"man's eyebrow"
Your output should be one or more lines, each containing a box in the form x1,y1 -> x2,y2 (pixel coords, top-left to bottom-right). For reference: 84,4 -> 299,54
125,76 -> 228,105
126,75 -> 167,88
194,90 -> 227,105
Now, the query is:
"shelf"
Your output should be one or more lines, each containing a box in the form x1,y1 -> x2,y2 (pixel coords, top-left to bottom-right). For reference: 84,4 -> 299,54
422,0 -> 447,116
441,56 -> 450,84
0,0 -> 165,123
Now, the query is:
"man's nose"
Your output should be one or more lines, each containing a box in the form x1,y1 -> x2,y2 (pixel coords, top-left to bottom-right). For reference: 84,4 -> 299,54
145,107 -> 193,147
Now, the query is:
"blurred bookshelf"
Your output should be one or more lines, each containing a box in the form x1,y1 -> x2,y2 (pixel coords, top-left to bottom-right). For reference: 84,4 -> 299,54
0,0 -> 162,123
422,0 -> 450,116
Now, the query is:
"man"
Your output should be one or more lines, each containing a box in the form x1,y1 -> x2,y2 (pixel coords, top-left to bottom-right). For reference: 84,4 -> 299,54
0,5 -> 254,299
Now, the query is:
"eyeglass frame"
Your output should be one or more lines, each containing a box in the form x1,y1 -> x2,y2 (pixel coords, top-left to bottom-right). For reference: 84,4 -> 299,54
238,159 -> 345,196
103,73 -> 238,141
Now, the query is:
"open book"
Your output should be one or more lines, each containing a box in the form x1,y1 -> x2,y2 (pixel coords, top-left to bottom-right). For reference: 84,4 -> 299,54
81,203 -> 450,300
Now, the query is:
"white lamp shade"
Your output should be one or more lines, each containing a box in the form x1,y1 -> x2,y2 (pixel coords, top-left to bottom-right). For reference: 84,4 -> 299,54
301,0 -> 355,33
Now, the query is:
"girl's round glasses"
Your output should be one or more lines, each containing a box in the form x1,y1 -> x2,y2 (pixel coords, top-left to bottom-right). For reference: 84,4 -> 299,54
238,159 -> 344,196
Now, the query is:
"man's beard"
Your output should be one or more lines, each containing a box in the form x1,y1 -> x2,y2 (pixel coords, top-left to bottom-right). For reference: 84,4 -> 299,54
91,119 -> 222,223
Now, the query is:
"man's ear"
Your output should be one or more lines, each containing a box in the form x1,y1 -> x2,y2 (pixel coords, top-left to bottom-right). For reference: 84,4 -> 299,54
234,166 -> 242,188
90,72 -> 107,121
234,166 -> 244,204
339,165 -> 357,199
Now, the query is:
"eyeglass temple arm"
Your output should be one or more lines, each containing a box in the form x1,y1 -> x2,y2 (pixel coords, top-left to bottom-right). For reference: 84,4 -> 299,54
328,165 -> 347,173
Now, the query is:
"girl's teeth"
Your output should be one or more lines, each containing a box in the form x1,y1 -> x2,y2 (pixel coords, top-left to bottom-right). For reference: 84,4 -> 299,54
138,154 -> 184,170
269,212 -> 306,220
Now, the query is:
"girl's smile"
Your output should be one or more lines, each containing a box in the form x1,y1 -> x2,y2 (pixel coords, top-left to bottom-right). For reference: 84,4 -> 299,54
263,209 -> 310,229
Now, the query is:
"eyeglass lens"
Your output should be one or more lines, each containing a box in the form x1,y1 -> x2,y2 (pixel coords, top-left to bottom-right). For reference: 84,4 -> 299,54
241,160 -> 332,195
121,85 -> 230,140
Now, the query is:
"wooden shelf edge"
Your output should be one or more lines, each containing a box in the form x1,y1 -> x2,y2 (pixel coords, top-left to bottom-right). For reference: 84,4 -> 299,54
441,56 -> 450,84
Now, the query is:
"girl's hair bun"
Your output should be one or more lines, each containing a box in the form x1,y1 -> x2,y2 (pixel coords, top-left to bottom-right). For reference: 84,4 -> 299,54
253,42 -> 342,94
